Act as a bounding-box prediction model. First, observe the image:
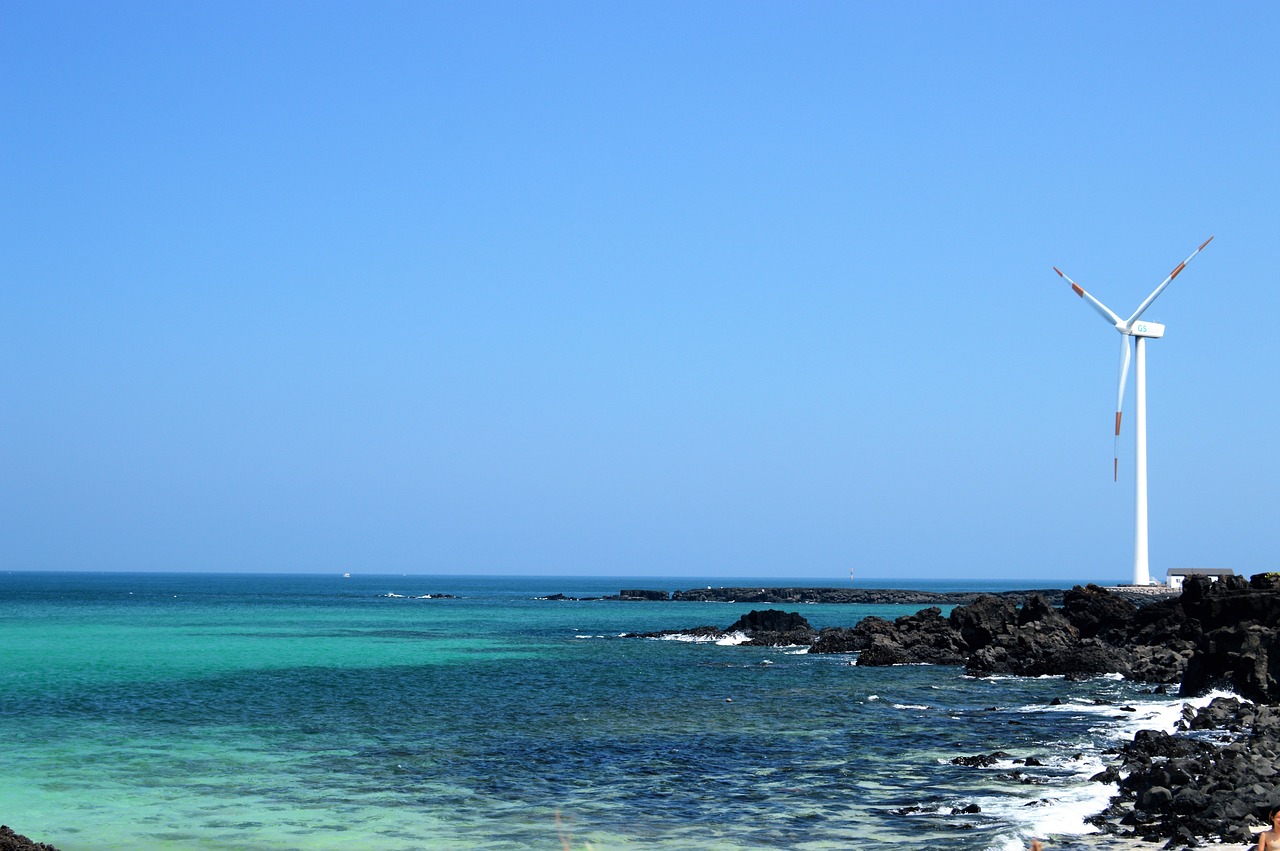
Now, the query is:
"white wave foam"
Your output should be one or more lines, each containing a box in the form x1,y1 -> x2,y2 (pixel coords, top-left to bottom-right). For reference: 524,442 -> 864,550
978,776 -> 1118,849
982,688 -> 1247,848
653,631 -> 748,645
1022,687 -> 1245,744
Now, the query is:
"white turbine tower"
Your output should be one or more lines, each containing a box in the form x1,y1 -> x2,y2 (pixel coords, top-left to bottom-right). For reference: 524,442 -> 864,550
1052,236 -> 1214,586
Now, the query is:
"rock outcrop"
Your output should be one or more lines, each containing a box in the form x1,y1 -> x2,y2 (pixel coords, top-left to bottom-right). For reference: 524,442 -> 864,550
615,589 -> 671,601
1177,574 -> 1280,702
626,609 -> 816,647
1087,696 -> 1280,846
805,588 -> 1143,679
843,606 -> 969,666
814,576 -> 1280,702
0,826 -> 61,851
723,608 -> 814,644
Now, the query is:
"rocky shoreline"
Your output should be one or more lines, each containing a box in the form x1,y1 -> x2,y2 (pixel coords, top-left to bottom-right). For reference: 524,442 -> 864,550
545,584 -> 1177,607
628,574 -> 1280,848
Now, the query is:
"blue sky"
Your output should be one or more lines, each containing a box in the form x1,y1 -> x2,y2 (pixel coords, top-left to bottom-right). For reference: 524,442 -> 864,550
3,1 -> 1277,581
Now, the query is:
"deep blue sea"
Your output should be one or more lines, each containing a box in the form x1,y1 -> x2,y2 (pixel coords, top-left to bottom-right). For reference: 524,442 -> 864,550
1,573 -> 1206,850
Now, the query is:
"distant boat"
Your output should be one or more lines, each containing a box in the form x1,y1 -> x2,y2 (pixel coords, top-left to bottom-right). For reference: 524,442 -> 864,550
343,573 -> 351,578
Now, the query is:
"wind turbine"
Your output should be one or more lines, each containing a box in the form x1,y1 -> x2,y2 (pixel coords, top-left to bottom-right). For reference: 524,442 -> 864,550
1052,236 -> 1213,586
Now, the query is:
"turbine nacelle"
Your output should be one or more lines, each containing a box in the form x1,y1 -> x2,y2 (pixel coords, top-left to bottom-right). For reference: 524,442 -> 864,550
1121,320 -> 1165,339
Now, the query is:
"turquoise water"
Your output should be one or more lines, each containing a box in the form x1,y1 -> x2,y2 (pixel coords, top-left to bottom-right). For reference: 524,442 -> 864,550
1,573 -> 1178,850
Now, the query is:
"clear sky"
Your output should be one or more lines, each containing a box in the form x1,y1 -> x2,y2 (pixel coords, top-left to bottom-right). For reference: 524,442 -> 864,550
3,1 -> 1277,581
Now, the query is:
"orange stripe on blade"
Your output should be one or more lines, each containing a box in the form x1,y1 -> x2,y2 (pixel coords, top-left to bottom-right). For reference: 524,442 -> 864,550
1072,284 -> 1084,297
1114,458 -> 1118,481
1199,236 -> 1214,250
1115,412 -> 1123,435
1169,261 -> 1187,280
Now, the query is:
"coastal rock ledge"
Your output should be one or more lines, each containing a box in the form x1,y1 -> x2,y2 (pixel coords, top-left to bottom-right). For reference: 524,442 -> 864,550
830,575 -> 1280,700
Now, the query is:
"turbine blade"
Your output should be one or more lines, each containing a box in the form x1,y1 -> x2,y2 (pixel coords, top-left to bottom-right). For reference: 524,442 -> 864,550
1125,236 -> 1215,326
1114,336 -> 1132,481
1053,267 -> 1122,326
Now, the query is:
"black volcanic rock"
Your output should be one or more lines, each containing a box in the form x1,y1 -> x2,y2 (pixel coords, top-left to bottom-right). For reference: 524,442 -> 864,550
1062,583 -> 1138,641
727,609 -> 816,646
809,626 -> 862,654
1182,622 -> 1280,703
950,595 -> 1018,650
615,589 -> 671,601
951,751 -> 1011,767
1176,575 -> 1280,702
854,606 -> 969,666
965,594 -> 1133,678
808,607 -> 963,662
0,826 -> 62,851
666,586 -> 1075,605
802,578 -> 1280,700
626,609 -> 815,646
1087,697 -> 1280,844
835,590 -> 1133,677
726,609 -> 810,634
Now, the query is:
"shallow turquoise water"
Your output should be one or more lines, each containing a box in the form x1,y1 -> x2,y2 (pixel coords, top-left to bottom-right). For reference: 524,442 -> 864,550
1,573 -> 1172,850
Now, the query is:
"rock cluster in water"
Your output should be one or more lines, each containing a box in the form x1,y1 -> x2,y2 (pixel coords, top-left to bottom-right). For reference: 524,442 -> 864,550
624,607 -> 818,646
829,575 -> 1280,699
812,584 -> 1186,682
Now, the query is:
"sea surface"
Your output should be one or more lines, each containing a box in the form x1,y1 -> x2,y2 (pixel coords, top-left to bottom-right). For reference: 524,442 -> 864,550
0,572 -> 1219,850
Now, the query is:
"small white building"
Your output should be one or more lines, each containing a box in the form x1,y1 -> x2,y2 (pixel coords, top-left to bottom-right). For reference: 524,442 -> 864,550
1165,568 -> 1234,591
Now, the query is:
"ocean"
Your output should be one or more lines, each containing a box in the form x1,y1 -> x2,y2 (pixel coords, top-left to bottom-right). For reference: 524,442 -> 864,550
0,572 -> 1216,850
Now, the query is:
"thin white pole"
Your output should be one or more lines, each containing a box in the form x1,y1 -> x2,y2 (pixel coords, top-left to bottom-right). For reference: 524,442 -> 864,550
1133,335 -> 1151,585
